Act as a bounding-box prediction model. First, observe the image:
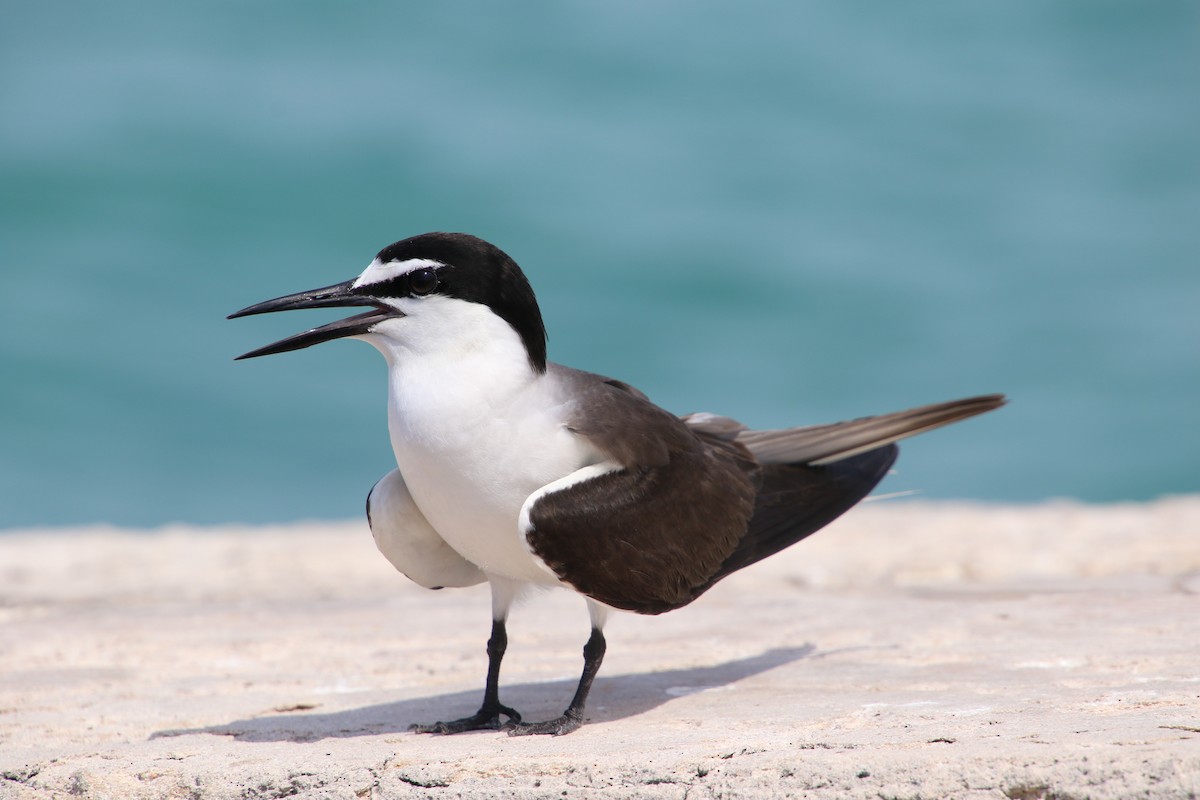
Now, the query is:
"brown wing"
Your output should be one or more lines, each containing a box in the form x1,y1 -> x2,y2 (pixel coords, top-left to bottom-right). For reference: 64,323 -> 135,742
524,368 -> 760,614
526,372 -> 1003,614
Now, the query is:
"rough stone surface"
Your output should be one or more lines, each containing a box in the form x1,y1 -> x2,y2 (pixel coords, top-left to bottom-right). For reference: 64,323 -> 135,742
1,498 -> 1198,799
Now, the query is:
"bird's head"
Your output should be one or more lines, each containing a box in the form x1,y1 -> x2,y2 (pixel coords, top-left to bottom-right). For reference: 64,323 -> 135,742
229,232 -> 548,373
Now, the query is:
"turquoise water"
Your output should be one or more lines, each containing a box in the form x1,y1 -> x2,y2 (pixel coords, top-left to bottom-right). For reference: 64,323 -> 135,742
2,2 -> 1197,528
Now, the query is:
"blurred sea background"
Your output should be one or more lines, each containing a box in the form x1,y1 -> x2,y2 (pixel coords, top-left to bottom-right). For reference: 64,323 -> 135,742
1,2 -> 1196,529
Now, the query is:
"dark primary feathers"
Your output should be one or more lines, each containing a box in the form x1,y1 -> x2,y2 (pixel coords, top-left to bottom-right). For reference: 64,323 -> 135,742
525,382 -> 1004,615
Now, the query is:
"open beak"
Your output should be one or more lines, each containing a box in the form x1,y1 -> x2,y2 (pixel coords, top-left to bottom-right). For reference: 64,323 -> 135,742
227,279 -> 400,360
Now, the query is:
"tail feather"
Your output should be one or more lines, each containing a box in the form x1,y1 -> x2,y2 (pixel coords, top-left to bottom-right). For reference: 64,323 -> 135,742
736,394 -> 1005,466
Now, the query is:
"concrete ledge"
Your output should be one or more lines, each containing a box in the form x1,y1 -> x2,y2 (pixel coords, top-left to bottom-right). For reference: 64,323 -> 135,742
2,498 -> 1198,799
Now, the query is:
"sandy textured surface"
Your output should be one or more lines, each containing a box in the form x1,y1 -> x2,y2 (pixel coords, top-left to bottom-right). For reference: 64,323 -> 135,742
1,498 -> 1198,799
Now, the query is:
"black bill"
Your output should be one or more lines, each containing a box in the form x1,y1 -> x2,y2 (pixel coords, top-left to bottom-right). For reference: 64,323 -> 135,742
228,279 -> 399,360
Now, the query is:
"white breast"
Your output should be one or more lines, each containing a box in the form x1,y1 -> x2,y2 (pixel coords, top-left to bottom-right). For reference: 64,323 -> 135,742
363,297 -> 599,583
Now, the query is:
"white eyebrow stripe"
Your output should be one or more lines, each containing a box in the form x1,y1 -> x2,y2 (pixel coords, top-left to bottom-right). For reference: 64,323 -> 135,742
353,257 -> 446,289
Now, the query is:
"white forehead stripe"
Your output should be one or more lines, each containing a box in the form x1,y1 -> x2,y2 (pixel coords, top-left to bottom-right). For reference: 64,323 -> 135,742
353,257 -> 445,289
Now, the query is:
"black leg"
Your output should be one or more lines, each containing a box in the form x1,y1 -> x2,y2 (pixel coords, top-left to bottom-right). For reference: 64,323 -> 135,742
410,618 -> 522,734
504,626 -> 606,736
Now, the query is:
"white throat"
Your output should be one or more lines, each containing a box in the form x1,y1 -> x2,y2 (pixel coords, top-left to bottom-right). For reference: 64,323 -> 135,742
366,294 -> 533,389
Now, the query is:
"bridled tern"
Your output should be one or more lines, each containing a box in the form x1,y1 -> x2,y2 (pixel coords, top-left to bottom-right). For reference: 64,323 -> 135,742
229,231 -> 1004,736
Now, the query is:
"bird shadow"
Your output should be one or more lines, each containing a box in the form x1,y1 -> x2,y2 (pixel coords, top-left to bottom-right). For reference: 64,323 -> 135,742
152,644 -> 814,742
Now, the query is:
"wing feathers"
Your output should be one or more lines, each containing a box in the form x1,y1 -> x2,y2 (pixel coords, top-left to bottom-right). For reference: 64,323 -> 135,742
524,446 -> 758,614
700,445 -> 898,589
525,373 -> 1003,614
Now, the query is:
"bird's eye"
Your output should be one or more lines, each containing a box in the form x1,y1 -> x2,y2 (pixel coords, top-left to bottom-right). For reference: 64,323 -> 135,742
409,268 -> 438,296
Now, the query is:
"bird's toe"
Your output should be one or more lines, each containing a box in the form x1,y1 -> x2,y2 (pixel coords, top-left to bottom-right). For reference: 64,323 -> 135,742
409,704 -> 521,735
502,712 -> 583,737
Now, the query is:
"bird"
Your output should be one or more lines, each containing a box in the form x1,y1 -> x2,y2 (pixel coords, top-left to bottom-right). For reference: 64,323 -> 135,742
229,231 -> 1004,736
